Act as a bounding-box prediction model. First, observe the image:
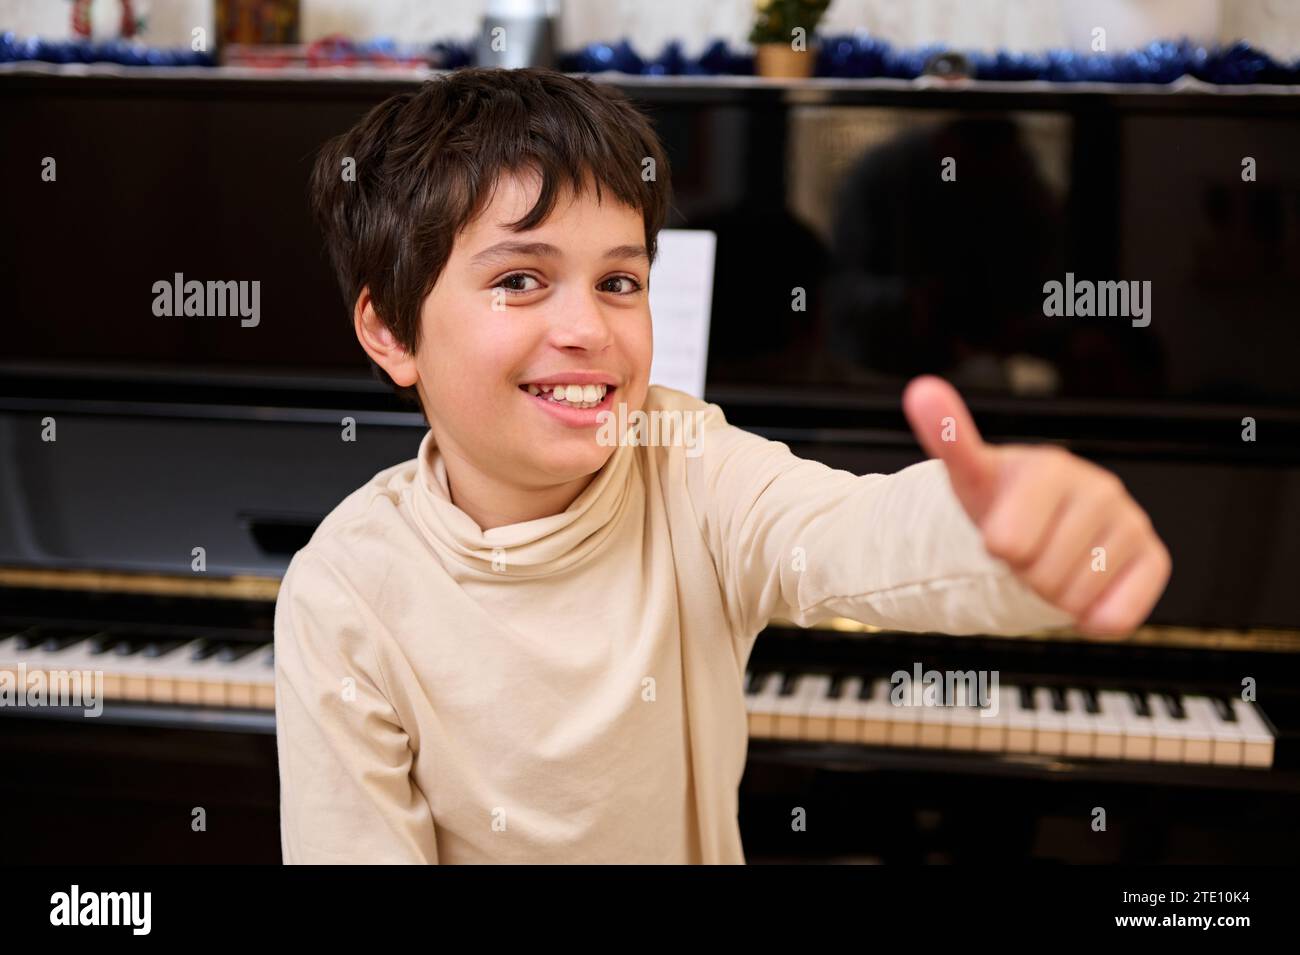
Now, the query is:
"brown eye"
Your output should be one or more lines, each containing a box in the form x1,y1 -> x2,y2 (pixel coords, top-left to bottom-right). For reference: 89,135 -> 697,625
495,273 -> 541,294
599,275 -> 643,295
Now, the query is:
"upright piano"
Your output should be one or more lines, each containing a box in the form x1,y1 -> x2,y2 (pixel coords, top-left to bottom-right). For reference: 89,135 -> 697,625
2,66 -> 1297,863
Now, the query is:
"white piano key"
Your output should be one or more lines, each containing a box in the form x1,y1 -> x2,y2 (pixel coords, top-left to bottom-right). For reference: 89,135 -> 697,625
915,679 -> 950,750
1231,698 -> 1275,768
858,678 -> 895,746
119,640 -> 200,702
1062,688 -> 1098,758
170,642 -> 263,706
1185,695 -> 1244,767
802,674 -> 839,741
99,639 -> 210,702
884,678 -> 924,748
828,676 -> 866,743
1159,694 -> 1215,765
747,671 -> 783,738
946,680 -> 983,751
1147,692 -> 1185,763
222,644 -> 277,709
1091,688 -> 1127,759
1032,687 -> 1067,756
973,681 -> 1008,752
1110,690 -> 1156,761
782,673 -> 832,740
1002,685 -> 1037,754
771,673 -> 813,739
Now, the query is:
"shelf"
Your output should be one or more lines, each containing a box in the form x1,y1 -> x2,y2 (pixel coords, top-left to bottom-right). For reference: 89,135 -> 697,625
3,61 -> 1299,112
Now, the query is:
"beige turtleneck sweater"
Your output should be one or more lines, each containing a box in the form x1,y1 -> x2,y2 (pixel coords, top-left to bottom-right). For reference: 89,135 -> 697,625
274,384 -> 1071,864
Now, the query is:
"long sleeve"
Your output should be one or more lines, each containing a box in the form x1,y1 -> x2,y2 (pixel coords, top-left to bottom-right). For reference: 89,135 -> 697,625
274,550 -> 439,864
684,401 -> 1075,641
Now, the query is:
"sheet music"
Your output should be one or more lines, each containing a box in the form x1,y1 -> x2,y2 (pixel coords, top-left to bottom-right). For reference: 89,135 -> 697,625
648,229 -> 716,399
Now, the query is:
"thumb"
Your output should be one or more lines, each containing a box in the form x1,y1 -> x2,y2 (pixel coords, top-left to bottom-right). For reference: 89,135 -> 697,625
902,375 -> 998,520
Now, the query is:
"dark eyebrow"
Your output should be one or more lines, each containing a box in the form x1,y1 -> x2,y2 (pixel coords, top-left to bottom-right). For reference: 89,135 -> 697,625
469,241 -> 560,267
603,244 -> 650,263
469,240 -> 649,268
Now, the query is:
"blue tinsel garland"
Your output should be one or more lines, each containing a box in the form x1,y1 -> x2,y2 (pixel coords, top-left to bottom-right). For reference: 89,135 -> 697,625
3,30 -> 1298,85
562,36 -> 1300,84
0,32 -> 215,66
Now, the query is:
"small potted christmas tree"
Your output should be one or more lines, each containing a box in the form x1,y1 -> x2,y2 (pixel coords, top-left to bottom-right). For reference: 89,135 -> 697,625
750,0 -> 830,78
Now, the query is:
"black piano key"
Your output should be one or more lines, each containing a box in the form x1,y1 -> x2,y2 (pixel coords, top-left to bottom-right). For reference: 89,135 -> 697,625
1128,689 -> 1152,718
778,672 -> 799,697
857,677 -> 874,701
190,640 -> 223,662
40,632 -> 89,653
16,627 -> 99,651
142,639 -> 188,659
744,670 -> 763,694
1019,685 -> 1036,710
89,634 -> 139,655
1049,686 -> 1068,712
1159,692 -> 1186,720
89,634 -> 119,655
1211,696 -> 1238,723
1082,687 -> 1101,714
216,642 -> 263,663
827,673 -> 845,700
113,639 -> 147,657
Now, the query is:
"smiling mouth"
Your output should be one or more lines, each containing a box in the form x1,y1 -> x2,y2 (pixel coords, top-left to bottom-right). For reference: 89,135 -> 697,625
518,382 -> 615,410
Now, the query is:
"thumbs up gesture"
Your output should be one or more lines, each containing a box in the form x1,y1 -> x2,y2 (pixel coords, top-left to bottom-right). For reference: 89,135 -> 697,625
902,376 -> 1171,635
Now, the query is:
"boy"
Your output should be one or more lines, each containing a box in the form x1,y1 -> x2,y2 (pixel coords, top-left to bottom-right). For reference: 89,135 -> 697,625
275,68 -> 1169,864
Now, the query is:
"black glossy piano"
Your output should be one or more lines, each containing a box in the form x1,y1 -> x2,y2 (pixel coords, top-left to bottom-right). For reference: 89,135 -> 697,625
2,65 -> 1298,863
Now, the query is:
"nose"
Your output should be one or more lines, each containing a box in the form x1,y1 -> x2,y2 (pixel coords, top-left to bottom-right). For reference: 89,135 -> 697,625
547,287 -> 614,352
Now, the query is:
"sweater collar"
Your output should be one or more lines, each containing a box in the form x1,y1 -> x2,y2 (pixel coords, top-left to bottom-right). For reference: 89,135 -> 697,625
409,429 -> 638,577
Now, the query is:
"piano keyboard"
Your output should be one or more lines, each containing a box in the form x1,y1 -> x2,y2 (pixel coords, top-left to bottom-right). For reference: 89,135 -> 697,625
0,627 -> 1277,771
0,627 -> 274,709
745,671 -> 1275,769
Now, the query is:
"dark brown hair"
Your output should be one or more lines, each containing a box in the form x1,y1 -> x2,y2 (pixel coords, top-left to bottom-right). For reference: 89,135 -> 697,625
309,67 -> 673,406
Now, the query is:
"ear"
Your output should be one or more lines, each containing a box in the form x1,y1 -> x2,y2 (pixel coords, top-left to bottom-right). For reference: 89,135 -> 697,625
354,286 -> 419,388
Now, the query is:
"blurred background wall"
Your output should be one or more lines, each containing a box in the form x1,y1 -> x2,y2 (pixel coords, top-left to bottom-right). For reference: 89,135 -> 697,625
3,0 -> 1300,59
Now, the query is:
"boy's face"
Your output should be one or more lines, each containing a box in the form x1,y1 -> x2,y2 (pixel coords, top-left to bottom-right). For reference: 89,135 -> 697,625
392,169 -> 652,491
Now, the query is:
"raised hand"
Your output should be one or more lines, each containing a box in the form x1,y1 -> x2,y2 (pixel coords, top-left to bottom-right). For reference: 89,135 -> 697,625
902,375 -> 1171,635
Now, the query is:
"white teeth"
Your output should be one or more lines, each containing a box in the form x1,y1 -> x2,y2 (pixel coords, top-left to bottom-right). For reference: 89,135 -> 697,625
524,382 -> 609,409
